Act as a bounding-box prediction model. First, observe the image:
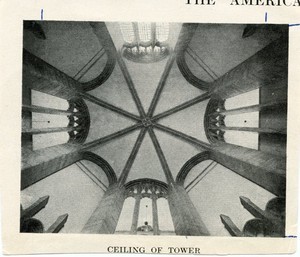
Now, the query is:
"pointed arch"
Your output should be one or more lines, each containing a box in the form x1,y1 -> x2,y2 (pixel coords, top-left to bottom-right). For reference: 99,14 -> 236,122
175,24 -> 210,91
81,151 -> 117,186
176,151 -> 211,185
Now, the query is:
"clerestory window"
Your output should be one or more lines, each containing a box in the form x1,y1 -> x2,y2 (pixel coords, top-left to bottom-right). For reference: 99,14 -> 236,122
119,22 -> 170,63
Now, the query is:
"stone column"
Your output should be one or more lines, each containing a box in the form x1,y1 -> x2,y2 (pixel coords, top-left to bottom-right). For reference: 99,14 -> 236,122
152,195 -> 159,235
22,104 -> 74,115
168,183 -> 210,236
23,49 -> 82,100
81,184 -> 126,234
149,128 -> 209,235
22,85 -> 33,150
22,126 -> 75,135
21,143 -> 82,189
130,195 -> 141,234
210,143 -> 286,196
210,37 -> 288,100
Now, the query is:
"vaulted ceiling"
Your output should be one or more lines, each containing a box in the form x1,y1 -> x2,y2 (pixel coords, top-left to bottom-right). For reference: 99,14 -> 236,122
21,21 -> 289,235
23,21 -> 282,186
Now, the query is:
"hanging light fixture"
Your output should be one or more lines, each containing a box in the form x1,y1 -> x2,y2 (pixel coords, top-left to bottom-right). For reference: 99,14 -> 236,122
137,204 -> 153,232
119,22 -> 170,63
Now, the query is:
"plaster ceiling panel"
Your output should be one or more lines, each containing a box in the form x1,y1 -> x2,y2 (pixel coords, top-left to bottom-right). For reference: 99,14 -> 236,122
23,21 -> 107,83
189,24 -> 282,79
92,130 -> 140,179
89,63 -> 139,115
84,99 -> 137,144
124,58 -> 168,113
154,62 -> 204,115
158,99 -> 210,143
126,132 -> 167,183
154,129 -> 202,180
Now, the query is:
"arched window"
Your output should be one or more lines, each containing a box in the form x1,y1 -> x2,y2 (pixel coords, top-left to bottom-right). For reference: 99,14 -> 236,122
22,90 -> 90,151
138,23 -> 152,42
115,197 -> 136,233
157,198 -> 175,235
119,22 -> 170,63
29,90 -> 70,150
156,23 -> 169,42
224,89 -> 259,149
119,23 -> 135,43
204,89 -> 260,149
115,179 -> 173,235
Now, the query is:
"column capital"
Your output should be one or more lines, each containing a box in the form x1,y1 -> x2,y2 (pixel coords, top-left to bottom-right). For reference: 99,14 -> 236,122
151,193 -> 158,200
134,194 -> 142,200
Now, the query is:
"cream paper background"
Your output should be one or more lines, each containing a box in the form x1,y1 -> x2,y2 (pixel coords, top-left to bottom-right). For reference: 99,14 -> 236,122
0,0 -> 299,255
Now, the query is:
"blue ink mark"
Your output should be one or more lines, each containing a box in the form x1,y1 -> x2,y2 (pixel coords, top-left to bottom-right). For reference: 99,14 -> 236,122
289,24 -> 300,27
285,235 -> 297,238
265,12 -> 268,22
41,9 -> 43,20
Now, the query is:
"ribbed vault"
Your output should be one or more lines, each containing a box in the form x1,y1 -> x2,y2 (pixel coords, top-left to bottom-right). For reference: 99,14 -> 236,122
21,21 -> 287,236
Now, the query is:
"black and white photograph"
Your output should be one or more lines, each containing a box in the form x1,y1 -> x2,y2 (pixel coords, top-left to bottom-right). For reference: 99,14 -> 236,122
20,21 -> 288,238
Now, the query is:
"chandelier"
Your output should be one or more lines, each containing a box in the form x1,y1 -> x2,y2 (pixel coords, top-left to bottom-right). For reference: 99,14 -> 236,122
119,22 -> 170,63
137,204 -> 153,233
